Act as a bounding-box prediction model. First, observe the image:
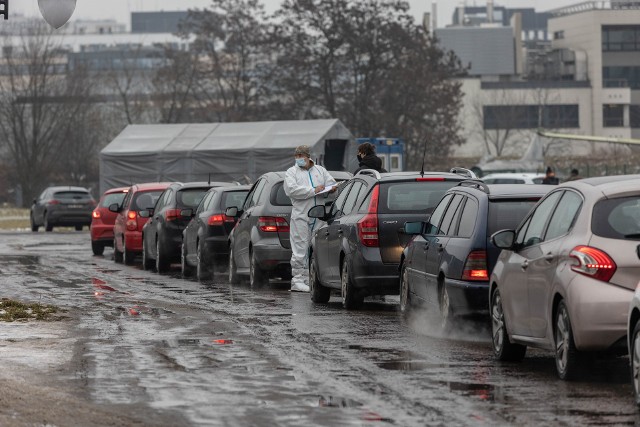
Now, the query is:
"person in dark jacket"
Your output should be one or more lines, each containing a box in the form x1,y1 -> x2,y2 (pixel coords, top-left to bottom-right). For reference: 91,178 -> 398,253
542,166 -> 560,185
354,142 -> 387,174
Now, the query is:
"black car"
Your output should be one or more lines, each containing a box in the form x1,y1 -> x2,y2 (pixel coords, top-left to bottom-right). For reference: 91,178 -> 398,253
307,170 -> 469,309
181,185 -> 251,280
30,186 -> 96,232
399,181 -> 551,328
141,182 -> 233,273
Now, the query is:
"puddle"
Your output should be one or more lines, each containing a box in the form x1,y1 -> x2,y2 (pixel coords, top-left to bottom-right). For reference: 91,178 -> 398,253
440,381 -> 498,401
0,255 -> 40,265
377,360 -> 437,371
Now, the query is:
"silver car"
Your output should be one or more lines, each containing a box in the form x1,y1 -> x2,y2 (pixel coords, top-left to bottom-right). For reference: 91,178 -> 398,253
627,283 -> 640,406
490,175 -> 640,380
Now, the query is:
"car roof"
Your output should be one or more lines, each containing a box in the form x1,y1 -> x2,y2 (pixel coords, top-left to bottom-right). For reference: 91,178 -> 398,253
481,173 -> 545,179
131,182 -> 173,191
173,181 -> 236,190
452,181 -> 552,199
562,174 -> 640,198
206,185 -> 252,193
103,186 -> 129,194
328,171 -> 353,180
48,186 -> 90,192
355,171 -> 468,181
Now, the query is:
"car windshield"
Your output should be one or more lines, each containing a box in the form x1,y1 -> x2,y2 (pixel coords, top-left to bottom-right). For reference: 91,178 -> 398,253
222,190 -> 250,209
177,188 -> 209,208
132,191 -> 163,211
54,191 -> 91,201
101,192 -> 126,207
487,199 -> 540,235
380,182 -> 456,213
592,196 -> 640,240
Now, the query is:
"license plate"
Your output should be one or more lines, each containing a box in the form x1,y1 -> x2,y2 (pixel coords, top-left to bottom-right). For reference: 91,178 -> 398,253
68,204 -> 83,208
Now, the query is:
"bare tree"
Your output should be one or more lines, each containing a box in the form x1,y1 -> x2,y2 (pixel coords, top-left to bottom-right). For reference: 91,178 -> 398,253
152,47 -> 199,123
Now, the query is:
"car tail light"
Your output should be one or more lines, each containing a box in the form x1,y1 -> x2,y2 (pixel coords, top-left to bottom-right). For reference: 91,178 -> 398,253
258,217 -> 290,232
208,214 -> 235,226
461,250 -> 489,281
357,185 -> 380,247
92,210 -> 101,219
164,208 -> 181,222
47,199 -> 60,205
570,245 -> 617,282
416,177 -> 445,182
127,211 -> 137,220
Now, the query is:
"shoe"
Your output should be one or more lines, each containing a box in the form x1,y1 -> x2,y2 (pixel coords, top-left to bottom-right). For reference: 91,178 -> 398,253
290,282 -> 310,292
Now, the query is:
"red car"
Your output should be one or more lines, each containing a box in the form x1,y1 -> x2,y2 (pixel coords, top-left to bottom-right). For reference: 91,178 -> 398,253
90,186 -> 129,255
112,182 -> 172,265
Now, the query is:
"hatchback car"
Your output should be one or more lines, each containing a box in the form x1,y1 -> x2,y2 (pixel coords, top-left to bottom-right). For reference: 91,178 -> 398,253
142,182 -> 232,273
112,182 -> 172,265
399,181 -> 551,328
628,283 -> 640,406
307,170 -> 468,309
181,185 -> 251,280
31,186 -> 96,232
490,175 -> 640,380
90,187 -> 129,255
481,173 -> 546,185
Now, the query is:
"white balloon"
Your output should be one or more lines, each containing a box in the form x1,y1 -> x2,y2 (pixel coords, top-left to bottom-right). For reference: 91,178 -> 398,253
38,0 -> 77,29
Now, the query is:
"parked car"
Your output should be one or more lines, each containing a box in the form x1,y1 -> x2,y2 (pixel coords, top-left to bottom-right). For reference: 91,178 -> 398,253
481,173 -> 546,185
628,284 -> 640,406
307,170 -> 469,309
490,175 -> 640,380
112,182 -> 172,265
90,187 -> 129,255
182,185 -> 251,280
142,182 -> 233,273
31,186 -> 96,232
399,181 -> 551,329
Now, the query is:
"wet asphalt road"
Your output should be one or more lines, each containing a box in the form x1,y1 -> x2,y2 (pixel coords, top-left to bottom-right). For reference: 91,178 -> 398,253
0,231 -> 638,426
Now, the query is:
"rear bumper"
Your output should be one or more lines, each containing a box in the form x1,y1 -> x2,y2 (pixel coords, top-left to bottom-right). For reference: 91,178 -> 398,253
123,231 -> 143,253
90,222 -> 115,242
351,248 -> 400,295
48,212 -> 92,225
252,243 -> 291,272
204,236 -> 230,259
444,277 -> 490,316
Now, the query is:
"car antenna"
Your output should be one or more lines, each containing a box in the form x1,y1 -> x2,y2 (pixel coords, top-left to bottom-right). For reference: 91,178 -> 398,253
420,136 -> 428,178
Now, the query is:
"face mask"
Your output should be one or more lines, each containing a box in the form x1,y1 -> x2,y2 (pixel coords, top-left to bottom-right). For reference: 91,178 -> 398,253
295,158 -> 306,167
357,154 -> 362,161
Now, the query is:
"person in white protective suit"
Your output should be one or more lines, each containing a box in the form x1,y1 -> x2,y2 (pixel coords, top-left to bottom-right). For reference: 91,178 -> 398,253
284,145 -> 337,292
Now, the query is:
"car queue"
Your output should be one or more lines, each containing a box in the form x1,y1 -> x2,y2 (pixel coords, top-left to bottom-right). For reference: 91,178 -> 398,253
80,167 -> 640,405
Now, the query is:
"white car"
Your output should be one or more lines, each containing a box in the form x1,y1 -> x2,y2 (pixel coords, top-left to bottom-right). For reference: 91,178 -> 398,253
628,283 -> 640,406
481,173 -> 546,184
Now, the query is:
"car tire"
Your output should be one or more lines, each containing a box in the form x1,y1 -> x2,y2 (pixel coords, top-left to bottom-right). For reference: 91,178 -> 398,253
30,214 -> 39,232
123,238 -> 135,265
439,282 -> 454,332
399,262 -> 412,317
113,237 -> 123,263
75,225 -> 83,231
491,288 -> 526,362
91,241 -> 104,256
555,300 -> 581,380
196,240 -> 210,282
142,237 -> 154,270
156,237 -> 170,274
228,245 -> 239,285
181,241 -> 194,278
249,249 -> 267,289
631,321 -> 640,407
341,257 -> 362,309
309,252 -> 330,303
44,213 -> 53,232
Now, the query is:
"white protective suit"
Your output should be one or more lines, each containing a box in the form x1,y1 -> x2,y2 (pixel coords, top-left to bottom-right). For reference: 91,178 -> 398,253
284,162 -> 336,289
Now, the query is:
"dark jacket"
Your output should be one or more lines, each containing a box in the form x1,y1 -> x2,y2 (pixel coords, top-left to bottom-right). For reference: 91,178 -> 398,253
354,154 -> 387,174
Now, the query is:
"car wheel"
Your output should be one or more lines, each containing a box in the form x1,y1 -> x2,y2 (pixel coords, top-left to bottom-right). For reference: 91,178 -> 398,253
439,282 -> 454,332
75,225 -> 83,231
309,252 -> 330,303
181,241 -> 194,278
91,241 -> 104,256
113,237 -> 123,263
399,262 -> 412,317
156,237 -> 170,273
123,238 -> 135,265
44,213 -> 53,232
555,300 -> 581,380
341,257 -> 362,309
196,240 -> 210,282
228,245 -> 239,285
249,249 -> 267,289
142,237 -> 154,270
631,321 -> 640,407
30,214 -> 39,232
491,288 -> 526,362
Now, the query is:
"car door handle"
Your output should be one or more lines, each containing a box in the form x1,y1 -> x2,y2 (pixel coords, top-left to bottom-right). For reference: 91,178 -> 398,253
423,242 -> 430,250
544,253 -> 554,262
338,227 -> 343,235
437,245 -> 444,253
521,260 -> 529,269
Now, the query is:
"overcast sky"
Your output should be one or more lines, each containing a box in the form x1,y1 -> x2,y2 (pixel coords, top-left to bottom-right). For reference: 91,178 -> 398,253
14,0 -> 579,28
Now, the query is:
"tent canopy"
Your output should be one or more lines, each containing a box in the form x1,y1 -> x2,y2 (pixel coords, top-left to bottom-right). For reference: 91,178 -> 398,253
99,119 -> 356,193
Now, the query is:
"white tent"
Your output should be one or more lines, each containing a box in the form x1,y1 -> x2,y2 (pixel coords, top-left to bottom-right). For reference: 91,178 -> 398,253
99,119 -> 356,192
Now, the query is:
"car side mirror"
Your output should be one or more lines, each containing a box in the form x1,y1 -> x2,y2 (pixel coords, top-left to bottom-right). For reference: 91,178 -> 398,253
138,209 -> 150,218
308,205 -> 326,220
403,221 -> 424,235
180,208 -> 193,218
226,206 -> 239,218
108,203 -> 120,213
491,229 -> 516,250
33,198 -> 37,205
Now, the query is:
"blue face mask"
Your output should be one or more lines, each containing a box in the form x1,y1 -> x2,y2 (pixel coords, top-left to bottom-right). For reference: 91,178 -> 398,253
295,158 -> 306,167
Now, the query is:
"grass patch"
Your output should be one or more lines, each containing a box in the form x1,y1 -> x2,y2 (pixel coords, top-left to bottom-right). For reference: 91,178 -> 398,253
0,298 -> 66,322
0,208 -> 30,230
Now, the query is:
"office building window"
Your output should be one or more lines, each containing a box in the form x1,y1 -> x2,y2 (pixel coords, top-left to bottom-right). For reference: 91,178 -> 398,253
484,105 -> 580,130
603,105 -> 624,127
602,25 -> 640,51
603,66 -> 640,89
631,105 -> 640,128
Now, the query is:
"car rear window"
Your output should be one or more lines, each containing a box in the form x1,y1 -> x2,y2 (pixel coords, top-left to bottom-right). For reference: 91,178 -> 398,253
379,181 -> 457,213
132,191 -> 163,210
592,196 -> 640,240
487,199 -> 539,235
54,191 -> 91,201
222,190 -> 250,209
271,182 -> 292,207
177,188 -> 209,208
101,192 -> 126,207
